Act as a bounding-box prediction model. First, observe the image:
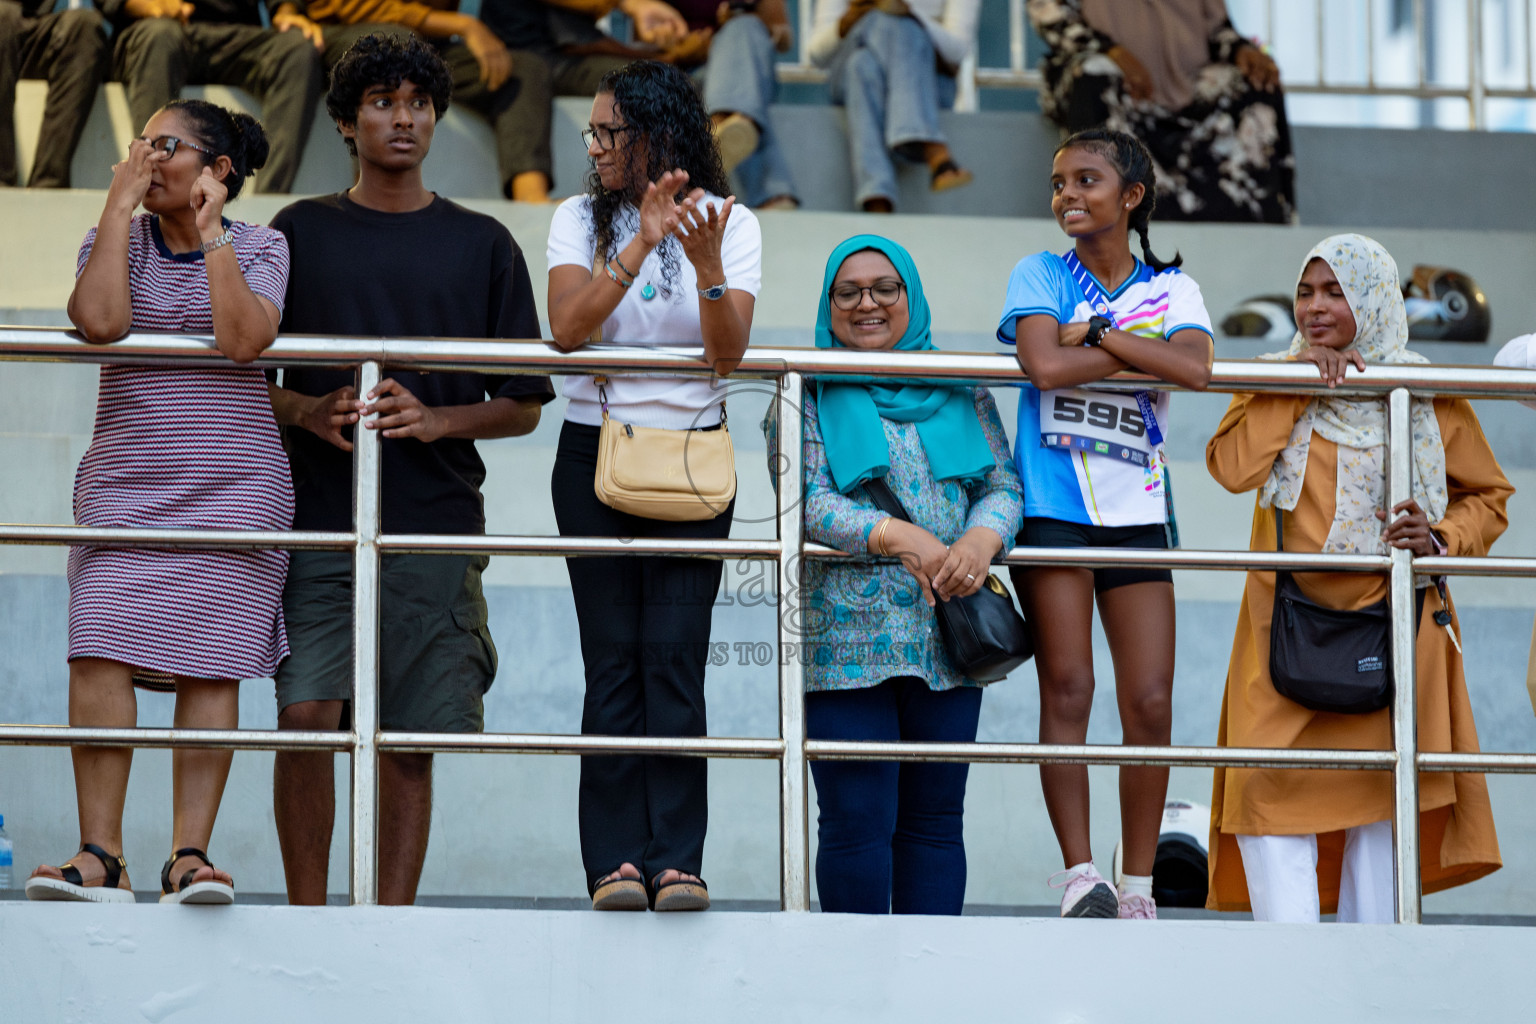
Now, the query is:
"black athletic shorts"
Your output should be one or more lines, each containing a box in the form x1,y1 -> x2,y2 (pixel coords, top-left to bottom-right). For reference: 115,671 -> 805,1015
1014,517 -> 1173,593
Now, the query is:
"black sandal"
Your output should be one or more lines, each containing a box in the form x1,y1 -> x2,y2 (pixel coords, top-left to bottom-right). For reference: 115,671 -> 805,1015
650,871 -> 710,912
159,847 -> 234,905
591,868 -> 648,912
25,843 -> 134,903
930,159 -> 974,193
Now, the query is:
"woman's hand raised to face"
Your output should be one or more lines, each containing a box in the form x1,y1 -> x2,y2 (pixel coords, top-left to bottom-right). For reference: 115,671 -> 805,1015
189,166 -> 229,241
638,168 -> 690,247
106,138 -> 161,216
673,188 -> 734,282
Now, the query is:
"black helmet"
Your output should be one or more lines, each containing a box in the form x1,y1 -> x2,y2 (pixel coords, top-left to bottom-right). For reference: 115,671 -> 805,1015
1220,295 -> 1296,342
1403,265 -> 1491,342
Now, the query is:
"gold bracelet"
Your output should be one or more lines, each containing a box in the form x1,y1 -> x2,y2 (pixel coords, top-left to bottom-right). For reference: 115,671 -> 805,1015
874,516 -> 893,556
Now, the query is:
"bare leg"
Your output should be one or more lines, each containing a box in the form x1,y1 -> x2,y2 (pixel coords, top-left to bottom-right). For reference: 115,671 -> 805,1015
166,676 -> 238,890
1097,581 -> 1176,878
273,699 -> 344,905
1015,566 -> 1099,868
378,752 -> 432,906
30,657 -> 137,889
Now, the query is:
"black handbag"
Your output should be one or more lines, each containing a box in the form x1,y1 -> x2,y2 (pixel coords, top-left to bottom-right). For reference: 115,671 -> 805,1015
864,478 -> 1033,683
1268,509 -> 1423,715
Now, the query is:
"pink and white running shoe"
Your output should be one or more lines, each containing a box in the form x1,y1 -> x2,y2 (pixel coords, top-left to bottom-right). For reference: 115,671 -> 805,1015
1048,864 -> 1119,918
1117,892 -> 1158,920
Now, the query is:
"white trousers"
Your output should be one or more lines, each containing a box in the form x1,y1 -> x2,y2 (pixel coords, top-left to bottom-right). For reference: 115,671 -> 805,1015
1235,820 -> 1396,923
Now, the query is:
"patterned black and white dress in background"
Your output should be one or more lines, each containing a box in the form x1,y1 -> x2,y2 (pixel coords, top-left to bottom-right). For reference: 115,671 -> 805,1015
1027,0 -> 1297,225
67,215 -> 294,688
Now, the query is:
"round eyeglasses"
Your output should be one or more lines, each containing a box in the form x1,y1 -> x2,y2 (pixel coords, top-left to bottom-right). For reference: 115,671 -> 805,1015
145,135 -> 216,160
829,280 -> 905,311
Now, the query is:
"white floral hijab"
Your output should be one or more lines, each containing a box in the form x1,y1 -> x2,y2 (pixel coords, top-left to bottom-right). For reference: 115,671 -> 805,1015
1257,233 -> 1448,556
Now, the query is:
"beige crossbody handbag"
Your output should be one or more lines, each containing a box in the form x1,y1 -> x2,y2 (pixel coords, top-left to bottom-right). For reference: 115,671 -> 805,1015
588,252 -> 736,521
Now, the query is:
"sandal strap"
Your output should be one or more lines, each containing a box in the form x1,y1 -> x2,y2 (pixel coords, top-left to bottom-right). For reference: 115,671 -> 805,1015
75,843 -> 127,890
161,847 -> 214,896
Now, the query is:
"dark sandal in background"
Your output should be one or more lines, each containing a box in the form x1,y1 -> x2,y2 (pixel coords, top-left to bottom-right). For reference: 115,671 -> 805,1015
25,842 -> 134,903
159,847 -> 234,905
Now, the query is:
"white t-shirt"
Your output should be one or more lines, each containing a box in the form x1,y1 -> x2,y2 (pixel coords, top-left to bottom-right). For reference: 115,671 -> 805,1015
547,194 -> 763,430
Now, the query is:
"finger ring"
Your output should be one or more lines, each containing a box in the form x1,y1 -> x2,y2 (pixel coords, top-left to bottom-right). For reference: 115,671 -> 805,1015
965,573 -> 975,581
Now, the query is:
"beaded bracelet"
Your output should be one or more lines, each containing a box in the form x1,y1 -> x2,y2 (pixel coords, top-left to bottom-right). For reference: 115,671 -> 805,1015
613,253 -> 639,279
605,260 -> 633,289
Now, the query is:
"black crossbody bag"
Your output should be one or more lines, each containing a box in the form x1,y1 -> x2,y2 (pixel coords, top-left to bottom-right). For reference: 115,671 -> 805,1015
1268,509 -> 1424,715
864,477 -> 1033,684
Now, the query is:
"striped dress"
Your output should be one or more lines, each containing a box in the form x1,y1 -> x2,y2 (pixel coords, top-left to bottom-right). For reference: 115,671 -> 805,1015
67,215 -> 294,685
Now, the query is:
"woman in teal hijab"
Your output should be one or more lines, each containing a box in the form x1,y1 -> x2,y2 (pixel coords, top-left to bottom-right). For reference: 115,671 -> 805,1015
790,234 -> 1024,914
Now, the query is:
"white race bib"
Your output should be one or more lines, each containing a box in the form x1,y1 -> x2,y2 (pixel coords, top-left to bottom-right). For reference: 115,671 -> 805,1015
1038,388 -> 1158,466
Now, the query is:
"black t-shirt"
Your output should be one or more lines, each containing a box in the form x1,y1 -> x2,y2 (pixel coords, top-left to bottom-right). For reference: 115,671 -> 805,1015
479,0 -> 594,54
270,193 -> 555,535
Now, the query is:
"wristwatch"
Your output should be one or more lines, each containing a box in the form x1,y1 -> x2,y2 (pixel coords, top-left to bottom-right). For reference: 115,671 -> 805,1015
698,281 -> 728,301
1083,315 -> 1113,347
200,229 -> 234,254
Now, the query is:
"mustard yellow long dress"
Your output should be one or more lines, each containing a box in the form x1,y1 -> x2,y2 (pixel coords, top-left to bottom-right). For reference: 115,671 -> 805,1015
1204,392 -> 1511,913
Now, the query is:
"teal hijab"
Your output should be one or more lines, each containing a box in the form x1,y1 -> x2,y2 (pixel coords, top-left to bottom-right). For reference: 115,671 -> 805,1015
814,235 -> 995,495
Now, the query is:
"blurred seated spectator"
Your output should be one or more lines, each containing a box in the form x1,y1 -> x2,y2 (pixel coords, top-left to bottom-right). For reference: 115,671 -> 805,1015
265,4 -> 534,198
474,0 -> 798,208
808,0 -> 977,213
1027,0 -> 1294,224
103,0 -> 325,193
1,0 -> 111,188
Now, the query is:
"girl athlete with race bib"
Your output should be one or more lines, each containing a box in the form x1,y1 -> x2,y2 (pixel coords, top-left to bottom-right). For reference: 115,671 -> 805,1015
996,129 -> 1214,919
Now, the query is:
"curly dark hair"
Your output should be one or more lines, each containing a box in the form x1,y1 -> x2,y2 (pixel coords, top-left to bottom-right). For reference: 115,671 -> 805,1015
1055,128 -> 1182,273
588,60 -> 730,299
162,99 -> 268,201
326,31 -> 453,156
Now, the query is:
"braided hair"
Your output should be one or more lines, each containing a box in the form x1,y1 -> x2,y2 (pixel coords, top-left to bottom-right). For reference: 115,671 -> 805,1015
1054,129 -> 1181,273
161,99 -> 269,201
587,61 -> 731,299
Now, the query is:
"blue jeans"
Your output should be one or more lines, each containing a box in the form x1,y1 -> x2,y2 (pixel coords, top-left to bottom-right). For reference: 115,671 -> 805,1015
807,677 -> 982,914
828,11 -> 957,206
698,15 -> 797,205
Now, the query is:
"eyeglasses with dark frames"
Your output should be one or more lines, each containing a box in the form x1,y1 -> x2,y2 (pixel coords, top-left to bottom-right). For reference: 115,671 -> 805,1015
581,124 -> 636,151
829,280 -> 906,311
144,135 -> 216,160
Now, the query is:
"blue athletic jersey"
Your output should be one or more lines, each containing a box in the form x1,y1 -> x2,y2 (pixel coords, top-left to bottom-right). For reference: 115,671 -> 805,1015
997,252 -> 1213,527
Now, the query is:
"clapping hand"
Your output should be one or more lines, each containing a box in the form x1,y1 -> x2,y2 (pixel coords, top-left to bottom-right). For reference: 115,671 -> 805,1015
673,188 -> 734,281
1108,45 -> 1155,101
1236,46 -> 1280,91
638,169 -> 690,247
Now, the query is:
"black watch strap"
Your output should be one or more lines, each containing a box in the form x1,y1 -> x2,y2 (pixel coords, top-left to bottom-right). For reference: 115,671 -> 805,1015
1084,315 -> 1113,347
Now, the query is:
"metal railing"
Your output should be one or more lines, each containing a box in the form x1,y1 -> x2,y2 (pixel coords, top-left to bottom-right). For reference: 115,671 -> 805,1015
774,0 -> 1535,125
3,326 -> 1536,921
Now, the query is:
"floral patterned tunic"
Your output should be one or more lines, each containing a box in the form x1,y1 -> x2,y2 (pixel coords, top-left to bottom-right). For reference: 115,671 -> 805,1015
770,387 -> 1024,692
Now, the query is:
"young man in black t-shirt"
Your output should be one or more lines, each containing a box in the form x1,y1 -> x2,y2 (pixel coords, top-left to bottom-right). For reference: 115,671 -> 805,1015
267,32 -> 554,906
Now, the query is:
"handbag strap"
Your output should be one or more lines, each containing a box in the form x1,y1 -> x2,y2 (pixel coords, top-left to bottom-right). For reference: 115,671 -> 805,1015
1273,506 -> 1289,585
864,476 -> 913,524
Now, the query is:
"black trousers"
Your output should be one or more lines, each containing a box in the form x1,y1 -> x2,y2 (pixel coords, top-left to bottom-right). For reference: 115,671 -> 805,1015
551,420 -> 733,892
0,7 -> 110,187
112,20 -> 323,193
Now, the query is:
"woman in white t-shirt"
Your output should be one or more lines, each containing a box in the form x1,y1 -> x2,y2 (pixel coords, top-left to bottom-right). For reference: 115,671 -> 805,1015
547,60 -> 763,915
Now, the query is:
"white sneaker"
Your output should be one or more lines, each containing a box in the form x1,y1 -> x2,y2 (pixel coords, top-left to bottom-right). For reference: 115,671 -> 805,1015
1048,863 -> 1119,918
1117,891 -> 1158,920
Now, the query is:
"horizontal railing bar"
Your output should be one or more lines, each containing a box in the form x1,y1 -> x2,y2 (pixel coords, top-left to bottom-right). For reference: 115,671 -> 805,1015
0,725 -> 355,751
806,739 -> 1395,769
806,541 -> 1392,573
0,524 -> 356,550
378,732 -> 785,758
1418,751 -> 1536,773
1413,556 -> 1536,577
5,329 -> 1536,400
379,534 -> 783,559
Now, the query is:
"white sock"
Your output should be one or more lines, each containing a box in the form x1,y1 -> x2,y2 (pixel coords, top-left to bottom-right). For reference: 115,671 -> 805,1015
1067,861 -> 1097,878
1119,874 -> 1154,900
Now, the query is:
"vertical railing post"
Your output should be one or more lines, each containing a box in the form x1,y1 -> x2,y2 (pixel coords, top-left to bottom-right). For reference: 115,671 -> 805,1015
349,359 -> 383,906
776,370 -> 810,911
1468,0 -> 1486,128
1387,387 -> 1421,924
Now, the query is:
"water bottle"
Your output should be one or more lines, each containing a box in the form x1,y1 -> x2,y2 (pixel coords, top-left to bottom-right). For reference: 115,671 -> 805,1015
0,815 -> 12,892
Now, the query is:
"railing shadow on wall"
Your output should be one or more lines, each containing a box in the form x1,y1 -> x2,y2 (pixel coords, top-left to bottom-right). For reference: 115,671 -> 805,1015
3,326 -> 1536,921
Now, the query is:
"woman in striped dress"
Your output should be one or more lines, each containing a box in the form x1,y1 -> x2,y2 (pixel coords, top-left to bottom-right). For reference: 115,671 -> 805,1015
26,100 -> 292,906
